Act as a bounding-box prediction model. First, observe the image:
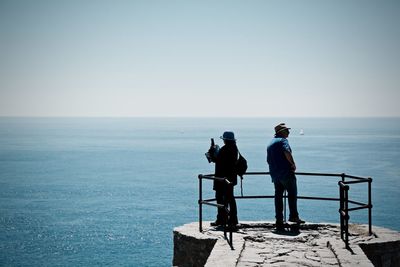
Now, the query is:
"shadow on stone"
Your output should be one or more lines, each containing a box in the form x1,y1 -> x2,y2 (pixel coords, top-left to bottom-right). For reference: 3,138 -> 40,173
273,228 -> 301,236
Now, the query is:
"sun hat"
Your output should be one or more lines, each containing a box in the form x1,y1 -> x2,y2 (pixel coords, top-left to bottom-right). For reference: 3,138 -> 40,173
274,123 -> 291,134
220,131 -> 236,141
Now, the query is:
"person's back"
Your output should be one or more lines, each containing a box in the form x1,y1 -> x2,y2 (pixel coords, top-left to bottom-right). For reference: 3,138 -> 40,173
267,137 -> 292,183
215,142 -> 238,186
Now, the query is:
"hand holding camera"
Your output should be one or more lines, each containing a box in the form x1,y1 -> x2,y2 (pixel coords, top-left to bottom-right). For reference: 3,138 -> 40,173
205,138 -> 220,163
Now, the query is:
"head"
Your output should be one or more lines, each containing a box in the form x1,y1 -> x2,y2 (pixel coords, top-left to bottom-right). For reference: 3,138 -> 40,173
274,123 -> 291,138
220,131 -> 236,144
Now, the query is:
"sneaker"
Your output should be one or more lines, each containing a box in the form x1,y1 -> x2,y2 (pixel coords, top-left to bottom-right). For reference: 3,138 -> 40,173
288,217 -> 305,224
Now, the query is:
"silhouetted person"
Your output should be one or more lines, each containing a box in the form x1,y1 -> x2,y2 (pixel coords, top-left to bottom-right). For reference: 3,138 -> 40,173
211,131 -> 239,230
267,123 -> 304,231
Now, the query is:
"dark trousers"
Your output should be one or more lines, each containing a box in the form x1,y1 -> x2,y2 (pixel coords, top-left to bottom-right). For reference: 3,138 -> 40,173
274,173 -> 299,221
215,184 -> 238,225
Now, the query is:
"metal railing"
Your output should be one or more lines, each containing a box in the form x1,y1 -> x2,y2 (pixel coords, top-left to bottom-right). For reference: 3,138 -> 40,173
198,171 -> 373,249
198,174 -> 234,249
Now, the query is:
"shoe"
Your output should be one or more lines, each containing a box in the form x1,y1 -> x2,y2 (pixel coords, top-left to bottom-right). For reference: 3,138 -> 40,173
288,217 -> 305,224
275,220 -> 285,231
210,221 -> 223,226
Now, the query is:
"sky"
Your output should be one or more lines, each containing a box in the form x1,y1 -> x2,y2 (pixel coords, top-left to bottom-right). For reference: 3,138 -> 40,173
0,0 -> 399,117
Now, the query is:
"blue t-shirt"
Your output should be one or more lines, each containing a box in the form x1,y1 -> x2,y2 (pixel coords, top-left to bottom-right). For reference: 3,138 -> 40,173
266,137 -> 292,182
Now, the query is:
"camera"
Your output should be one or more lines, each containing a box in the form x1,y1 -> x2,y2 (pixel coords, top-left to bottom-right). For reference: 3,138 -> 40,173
205,138 -> 220,163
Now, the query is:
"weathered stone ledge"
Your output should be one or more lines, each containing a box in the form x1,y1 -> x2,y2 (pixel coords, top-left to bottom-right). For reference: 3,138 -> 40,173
173,221 -> 400,267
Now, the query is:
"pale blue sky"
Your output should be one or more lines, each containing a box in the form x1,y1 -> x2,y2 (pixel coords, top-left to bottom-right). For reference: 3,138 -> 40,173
0,0 -> 399,117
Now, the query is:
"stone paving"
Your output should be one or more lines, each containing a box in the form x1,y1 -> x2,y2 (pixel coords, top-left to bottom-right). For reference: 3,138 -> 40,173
235,223 -> 344,266
204,221 -> 376,267
174,221 -> 400,267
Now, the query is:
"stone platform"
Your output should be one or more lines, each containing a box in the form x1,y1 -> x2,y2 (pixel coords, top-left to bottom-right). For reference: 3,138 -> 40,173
173,221 -> 400,267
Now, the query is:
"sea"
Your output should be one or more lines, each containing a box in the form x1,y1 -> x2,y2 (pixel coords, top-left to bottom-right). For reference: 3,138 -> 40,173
0,117 -> 399,266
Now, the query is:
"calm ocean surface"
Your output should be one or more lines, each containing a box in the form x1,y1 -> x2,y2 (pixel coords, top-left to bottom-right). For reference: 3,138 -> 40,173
1,117 -> 399,266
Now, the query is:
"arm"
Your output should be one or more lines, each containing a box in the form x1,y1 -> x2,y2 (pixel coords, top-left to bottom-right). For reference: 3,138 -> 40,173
284,150 -> 296,171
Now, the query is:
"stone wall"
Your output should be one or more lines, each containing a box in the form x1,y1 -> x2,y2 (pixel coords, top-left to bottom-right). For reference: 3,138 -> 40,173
173,224 -> 217,267
360,241 -> 400,267
358,225 -> 400,267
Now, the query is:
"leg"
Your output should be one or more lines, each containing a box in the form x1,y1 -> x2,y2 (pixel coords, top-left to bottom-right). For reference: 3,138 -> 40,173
225,185 -> 238,225
285,173 -> 299,220
215,189 -> 226,224
274,180 -> 285,222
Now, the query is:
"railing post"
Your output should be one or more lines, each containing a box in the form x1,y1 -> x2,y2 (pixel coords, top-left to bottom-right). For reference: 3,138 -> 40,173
344,184 -> 350,248
230,229 -> 233,249
368,177 -> 373,235
198,174 -> 203,232
341,173 -> 349,248
284,190 -> 287,222
339,182 -> 344,239
339,181 -> 350,248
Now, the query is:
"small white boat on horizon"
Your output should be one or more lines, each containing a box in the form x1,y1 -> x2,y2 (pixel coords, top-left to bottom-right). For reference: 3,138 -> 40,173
299,129 -> 304,135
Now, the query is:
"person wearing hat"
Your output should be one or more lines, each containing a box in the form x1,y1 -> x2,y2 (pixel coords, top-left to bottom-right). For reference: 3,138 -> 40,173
267,123 -> 304,231
210,131 -> 239,230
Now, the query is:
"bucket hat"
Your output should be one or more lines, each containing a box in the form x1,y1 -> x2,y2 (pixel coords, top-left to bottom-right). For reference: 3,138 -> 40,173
220,131 -> 236,141
275,123 -> 291,134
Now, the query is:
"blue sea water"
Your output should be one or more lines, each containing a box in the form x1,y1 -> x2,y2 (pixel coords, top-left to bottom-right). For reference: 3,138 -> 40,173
0,117 -> 399,266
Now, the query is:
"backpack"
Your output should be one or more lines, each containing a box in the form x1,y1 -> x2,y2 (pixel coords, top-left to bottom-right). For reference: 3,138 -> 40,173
235,152 -> 248,178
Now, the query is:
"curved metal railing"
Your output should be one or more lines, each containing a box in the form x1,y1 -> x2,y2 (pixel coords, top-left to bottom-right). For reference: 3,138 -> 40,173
198,171 -> 372,249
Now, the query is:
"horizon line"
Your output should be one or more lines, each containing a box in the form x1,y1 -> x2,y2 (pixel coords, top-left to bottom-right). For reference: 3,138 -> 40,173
0,115 -> 399,119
